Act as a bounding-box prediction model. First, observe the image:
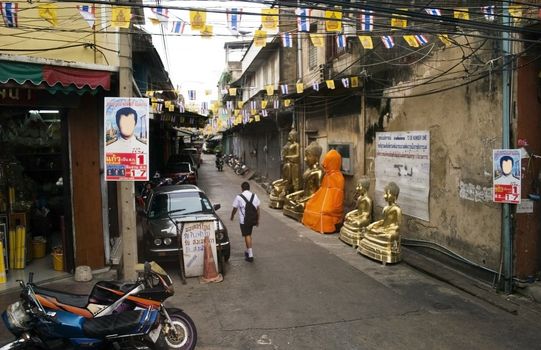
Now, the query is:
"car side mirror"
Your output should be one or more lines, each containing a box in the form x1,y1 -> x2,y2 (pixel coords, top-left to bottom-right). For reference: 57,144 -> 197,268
213,203 -> 221,211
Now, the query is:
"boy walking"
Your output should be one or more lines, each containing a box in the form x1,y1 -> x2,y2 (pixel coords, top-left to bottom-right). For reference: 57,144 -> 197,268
231,182 -> 261,262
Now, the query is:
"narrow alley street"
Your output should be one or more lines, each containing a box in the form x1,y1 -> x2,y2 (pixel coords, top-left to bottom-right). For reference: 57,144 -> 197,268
160,154 -> 541,349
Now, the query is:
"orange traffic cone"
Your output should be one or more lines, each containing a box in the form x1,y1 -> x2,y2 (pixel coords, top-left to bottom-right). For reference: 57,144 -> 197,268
200,236 -> 223,283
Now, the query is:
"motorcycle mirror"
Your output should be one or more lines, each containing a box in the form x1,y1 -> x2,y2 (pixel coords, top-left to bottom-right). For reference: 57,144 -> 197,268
28,272 -> 34,284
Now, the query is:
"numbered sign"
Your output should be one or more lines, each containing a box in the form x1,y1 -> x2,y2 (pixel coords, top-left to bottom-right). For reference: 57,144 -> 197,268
493,149 -> 521,204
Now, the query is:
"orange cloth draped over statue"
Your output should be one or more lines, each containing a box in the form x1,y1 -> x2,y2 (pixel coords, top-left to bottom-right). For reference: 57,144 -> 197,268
302,150 -> 345,234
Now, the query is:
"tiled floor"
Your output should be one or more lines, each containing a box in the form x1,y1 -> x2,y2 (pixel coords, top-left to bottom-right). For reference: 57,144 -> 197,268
0,255 -> 69,293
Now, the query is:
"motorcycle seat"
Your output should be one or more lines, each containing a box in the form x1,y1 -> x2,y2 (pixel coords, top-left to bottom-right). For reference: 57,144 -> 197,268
83,310 -> 145,337
33,286 -> 89,308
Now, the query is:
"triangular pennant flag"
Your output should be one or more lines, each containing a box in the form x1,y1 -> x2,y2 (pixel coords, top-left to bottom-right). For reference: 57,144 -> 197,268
296,8 -> 311,32
190,10 -> 206,30
261,8 -> 278,30
391,10 -> 407,29
250,100 -> 257,110
234,109 -> 240,116
481,6 -> 495,21
438,34 -> 451,47
414,34 -> 428,46
266,85 -> 274,96
325,9 -> 342,32
403,35 -> 419,48
341,78 -> 349,88
359,10 -> 373,31
227,8 -> 242,32
78,5 -> 96,28
229,88 -> 237,96
261,109 -> 268,117
336,34 -> 346,48
273,100 -> 280,109
39,4 -> 58,26
284,99 -> 291,107
508,5 -> 522,21
454,8 -> 469,20
280,84 -> 288,95
313,82 -> 320,91
151,7 -> 169,24
261,100 -> 268,109
310,33 -> 324,47
0,3 -> 18,28
171,20 -> 186,34
358,35 -> 373,49
351,76 -> 359,88
111,6 -> 131,28
201,25 -> 213,38
251,109 -> 257,116
237,101 -> 244,108
381,36 -> 395,49
326,80 -> 335,89
425,8 -> 441,16
254,30 -> 267,47
255,115 -> 261,122
281,32 -> 293,48
296,83 -> 304,94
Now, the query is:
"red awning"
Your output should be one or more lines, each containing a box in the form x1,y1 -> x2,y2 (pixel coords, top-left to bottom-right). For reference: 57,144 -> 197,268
42,65 -> 111,90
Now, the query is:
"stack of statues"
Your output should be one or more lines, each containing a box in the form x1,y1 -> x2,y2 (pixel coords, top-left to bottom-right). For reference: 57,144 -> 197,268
282,141 -> 324,221
269,130 -> 300,209
268,134 -> 402,264
356,182 -> 402,264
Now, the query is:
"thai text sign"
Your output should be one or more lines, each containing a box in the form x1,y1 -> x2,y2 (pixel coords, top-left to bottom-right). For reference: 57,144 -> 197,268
181,221 -> 217,277
375,131 -> 430,221
493,149 -> 521,204
104,97 -> 149,181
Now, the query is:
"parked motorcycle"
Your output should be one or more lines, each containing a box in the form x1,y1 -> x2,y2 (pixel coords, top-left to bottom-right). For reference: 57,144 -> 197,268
215,156 -> 224,172
1,262 -> 197,350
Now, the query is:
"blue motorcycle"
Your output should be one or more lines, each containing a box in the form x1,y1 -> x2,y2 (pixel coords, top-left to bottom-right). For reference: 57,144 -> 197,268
1,262 -> 197,349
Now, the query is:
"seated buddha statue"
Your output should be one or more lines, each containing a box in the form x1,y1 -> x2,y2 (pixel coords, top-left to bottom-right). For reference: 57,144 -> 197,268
339,177 -> 372,246
357,182 -> 402,264
269,129 -> 300,209
283,141 -> 323,221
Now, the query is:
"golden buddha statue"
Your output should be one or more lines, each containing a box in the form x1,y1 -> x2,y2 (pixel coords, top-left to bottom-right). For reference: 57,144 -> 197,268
357,182 -> 402,264
283,141 -> 323,221
339,177 -> 372,247
269,129 -> 300,209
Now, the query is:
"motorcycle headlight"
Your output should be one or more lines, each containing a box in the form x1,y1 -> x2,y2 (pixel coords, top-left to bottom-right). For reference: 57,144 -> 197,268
153,238 -> 162,246
163,237 -> 172,245
4,301 -> 31,332
215,230 -> 224,240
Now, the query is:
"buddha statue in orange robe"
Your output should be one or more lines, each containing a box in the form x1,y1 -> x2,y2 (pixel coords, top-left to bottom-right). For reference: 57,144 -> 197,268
302,149 -> 345,234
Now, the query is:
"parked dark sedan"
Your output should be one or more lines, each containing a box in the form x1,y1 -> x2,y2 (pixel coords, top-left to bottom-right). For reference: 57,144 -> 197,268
141,185 -> 230,264
164,161 -> 197,185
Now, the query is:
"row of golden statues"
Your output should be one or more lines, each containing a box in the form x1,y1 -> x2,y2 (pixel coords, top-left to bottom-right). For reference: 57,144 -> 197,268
269,130 -> 402,264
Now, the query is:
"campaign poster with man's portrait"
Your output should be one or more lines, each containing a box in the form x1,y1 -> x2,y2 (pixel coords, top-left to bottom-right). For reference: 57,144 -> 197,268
104,97 -> 149,181
493,149 -> 521,204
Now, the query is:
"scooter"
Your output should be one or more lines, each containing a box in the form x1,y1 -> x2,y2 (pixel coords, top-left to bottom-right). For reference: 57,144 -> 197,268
1,262 -> 197,350
215,157 -> 224,172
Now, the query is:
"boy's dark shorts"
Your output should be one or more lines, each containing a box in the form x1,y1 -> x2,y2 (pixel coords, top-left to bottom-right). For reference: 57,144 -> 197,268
240,224 -> 254,236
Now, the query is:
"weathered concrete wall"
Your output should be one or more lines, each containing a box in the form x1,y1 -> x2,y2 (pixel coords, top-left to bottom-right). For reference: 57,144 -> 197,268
364,39 -> 503,269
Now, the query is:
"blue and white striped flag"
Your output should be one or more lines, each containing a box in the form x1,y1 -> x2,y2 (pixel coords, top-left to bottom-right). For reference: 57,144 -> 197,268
359,10 -> 373,32
1,2 -> 18,28
227,8 -> 242,32
250,100 -> 257,110
281,32 -> 293,48
226,101 -> 233,110
313,82 -> 320,91
261,109 -> 268,117
273,100 -> 280,109
280,84 -> 288,95
188,90 -> 196,100
482,6 -> 495,21
171,20 -> 186,34
151,7 -> 169,23
77,5 -> 95,28
415,34 -> 428,46
381,36 -> 394,49
336,34 -> 346,48
341,78 -> 349,88
296,8 -> 311,32
425,8 -> 441,16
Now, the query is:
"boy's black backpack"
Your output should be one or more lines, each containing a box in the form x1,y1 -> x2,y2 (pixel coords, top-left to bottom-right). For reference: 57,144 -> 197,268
239,193 -> 257,226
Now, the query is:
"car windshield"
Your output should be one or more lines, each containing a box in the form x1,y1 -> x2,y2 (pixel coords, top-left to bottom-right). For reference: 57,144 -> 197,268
167,163 -> 191,173
148,191 -> 213,218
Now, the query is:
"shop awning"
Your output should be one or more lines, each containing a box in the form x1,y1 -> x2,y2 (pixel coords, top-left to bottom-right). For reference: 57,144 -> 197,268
0,60 -> 111,92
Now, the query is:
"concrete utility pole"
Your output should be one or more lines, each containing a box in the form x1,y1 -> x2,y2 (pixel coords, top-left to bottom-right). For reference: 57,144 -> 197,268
501,3 -> 513,294
118,21 -> 138,281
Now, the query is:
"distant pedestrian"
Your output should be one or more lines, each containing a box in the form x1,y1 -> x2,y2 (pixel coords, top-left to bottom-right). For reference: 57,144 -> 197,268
230,181 -> 261,262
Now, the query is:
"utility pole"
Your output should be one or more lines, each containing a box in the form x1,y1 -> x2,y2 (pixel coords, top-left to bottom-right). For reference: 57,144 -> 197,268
501,3 -> 513,294
118,18 -> 138,281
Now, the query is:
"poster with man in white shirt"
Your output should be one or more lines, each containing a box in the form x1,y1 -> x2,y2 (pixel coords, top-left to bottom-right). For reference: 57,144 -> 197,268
104,97 -> 149,181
